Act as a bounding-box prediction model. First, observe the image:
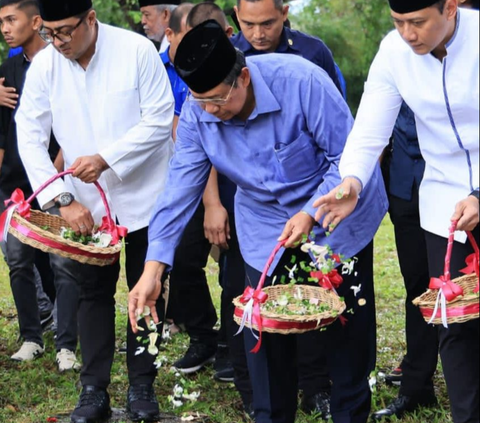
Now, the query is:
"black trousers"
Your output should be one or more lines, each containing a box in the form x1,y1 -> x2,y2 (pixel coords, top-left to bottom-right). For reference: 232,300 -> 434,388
168,205 -> 217,344
388,189 -> 438,397
8,234 -> 78,351
61,226 -> 165,389
425,228 -> 480,423
220,215 -> 332,405
244,242 -> 376,423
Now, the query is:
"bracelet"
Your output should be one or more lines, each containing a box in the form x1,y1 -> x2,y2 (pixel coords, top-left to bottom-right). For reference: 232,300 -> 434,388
469,189 -> 480,201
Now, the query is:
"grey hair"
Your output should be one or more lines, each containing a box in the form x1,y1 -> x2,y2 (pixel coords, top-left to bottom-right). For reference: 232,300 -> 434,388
154,4 -> 177,13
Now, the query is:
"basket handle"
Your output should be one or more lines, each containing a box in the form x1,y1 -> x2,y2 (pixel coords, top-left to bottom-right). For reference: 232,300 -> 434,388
25,170 -> 115,229
256,240 -> 287,290
444,221 -> 479,280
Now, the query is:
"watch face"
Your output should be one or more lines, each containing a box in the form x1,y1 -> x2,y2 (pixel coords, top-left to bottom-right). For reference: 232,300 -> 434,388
57,193 -> 74,207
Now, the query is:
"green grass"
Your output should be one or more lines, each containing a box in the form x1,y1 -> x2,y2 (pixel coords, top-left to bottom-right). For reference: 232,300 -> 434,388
0,219 -> 452,422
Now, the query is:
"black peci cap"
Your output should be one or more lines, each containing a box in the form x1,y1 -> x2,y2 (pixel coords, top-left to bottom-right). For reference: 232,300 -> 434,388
38,0 -> 92,21
174,19 -> 237,94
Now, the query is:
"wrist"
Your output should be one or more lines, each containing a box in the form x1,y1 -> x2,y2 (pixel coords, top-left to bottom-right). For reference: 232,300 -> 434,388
469,189 -> 480,202
95,154 -> 109,172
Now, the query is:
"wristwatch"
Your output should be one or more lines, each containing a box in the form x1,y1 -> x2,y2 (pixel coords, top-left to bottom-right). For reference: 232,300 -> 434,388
470,189 -> 480,202
54,192 -> 75,208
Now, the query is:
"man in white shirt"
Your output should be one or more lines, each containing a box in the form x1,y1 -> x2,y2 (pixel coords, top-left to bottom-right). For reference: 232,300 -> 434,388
314,1 -> 479,422
140,0 -> 180,53
15,0 -> 174,422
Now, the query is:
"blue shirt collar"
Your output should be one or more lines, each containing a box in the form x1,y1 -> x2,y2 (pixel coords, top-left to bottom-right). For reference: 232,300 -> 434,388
160,47 -> 171,66
234,27 -> 299,55
199,60 -> 281,123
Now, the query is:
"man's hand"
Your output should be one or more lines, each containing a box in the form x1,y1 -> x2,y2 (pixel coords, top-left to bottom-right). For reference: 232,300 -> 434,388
204,204 -> 230,250
0,78 -> 19,109
313,177 -> 362,231
58,200 -> 95,236
452,195 -> 480,232
278,211 -> 316,248
70,154 -> 109,183
129,262 -> 165,333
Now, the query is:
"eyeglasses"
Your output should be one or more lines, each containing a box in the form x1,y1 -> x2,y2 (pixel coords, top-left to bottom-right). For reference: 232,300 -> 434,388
39,15 -> 86,44
188,80 -> 236,106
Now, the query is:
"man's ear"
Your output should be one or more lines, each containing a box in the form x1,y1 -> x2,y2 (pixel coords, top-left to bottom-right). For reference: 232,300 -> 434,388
33,15 -> 43,31
225,26 -> 234,38
165,27 -> 174,43
282,5 -> 290,21
87,9 -> 97,27
239,67 -> 251,88
445,0 -> 458,19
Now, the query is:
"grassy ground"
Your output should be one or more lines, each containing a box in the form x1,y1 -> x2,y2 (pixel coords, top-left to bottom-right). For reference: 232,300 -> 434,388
0,218 -> 452,423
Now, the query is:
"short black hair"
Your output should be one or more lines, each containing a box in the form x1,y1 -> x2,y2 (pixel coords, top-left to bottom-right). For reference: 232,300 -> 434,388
0,0 -> 39,14
168,2 -> 194,34
223,48 -> 246,86
187,2 -> 228,29
434,0 -> 448,13
237,0 -> 283,12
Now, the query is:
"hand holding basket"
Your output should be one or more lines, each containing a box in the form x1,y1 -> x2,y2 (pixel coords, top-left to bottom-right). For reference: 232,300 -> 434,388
233,240 -> 346,353
413,221 -> 479,327
0,170 -> 126,266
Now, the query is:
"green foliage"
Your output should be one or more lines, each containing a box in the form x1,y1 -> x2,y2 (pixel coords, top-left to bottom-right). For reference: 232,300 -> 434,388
291,0 -> 393,113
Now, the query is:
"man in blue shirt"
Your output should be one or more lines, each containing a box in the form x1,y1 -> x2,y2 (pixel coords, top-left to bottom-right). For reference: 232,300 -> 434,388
130,20 -> 388,423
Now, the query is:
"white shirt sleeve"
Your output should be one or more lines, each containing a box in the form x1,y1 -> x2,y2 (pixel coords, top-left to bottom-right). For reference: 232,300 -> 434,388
99,41 -> 174,180
339,39 -> 403,189
16,54 -> 67,209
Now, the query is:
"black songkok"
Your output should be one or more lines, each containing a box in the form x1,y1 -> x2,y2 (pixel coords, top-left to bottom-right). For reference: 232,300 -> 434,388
174,20 -> 237,94
389,0 -> 440,14
139,0 -> 181,7
39,0 -> 92,21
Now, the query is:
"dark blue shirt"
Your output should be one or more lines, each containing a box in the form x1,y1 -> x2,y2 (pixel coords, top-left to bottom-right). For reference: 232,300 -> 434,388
389,102 -> 425,201
8,47 -> 23,58
160,48 -> 188,117
232,26 -> 342,93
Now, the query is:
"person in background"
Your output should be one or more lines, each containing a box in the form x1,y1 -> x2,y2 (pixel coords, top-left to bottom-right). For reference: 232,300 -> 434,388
15,0 -> 175,421
187,3 -> 254,418
156,1 -> 220,376
372,103 -> 438,420
315,1 -> 479,422
0,0 -> 79,372
139,0 -> 180,53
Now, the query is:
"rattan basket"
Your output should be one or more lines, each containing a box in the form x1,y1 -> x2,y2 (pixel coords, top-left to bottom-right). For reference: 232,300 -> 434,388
233,241 -> 346,352
1,170 -> 124,266
413,223 -> 479,326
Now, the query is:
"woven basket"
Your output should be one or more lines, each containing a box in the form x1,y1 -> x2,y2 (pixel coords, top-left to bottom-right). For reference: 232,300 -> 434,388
233,241 -> 346,346
1,170 -> 124,266
234,284 -> 346,335
413,223 -> 479,325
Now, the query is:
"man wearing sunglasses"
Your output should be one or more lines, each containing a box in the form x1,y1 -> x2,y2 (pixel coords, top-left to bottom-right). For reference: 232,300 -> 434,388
130,20 -> 388,423
15,0 -> 175,422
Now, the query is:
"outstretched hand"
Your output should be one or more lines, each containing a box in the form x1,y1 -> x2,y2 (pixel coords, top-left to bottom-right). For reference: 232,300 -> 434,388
313,177 -> 362,231
128,262 -> 165,333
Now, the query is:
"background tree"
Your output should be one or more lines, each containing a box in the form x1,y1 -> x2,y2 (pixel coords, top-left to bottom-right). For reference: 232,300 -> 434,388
291,0 -> 392,112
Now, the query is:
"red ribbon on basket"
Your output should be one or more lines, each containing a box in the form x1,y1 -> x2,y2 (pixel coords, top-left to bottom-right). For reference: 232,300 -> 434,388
429,276 -> 464,302
98,216 -> 128,245
0,189 -> 32,242
311,269 -> 343,291
4,189 -> 31,218
236,241 -> 286,353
